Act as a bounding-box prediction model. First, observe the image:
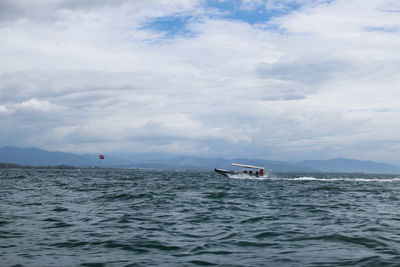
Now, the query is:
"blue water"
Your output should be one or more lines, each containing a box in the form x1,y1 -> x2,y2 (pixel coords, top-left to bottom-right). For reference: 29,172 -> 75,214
1,169 -> 400,266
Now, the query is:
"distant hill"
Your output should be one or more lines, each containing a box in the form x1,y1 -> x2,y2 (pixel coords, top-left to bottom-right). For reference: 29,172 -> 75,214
297,158 -> 400,174
0,146 -> 125,167
0,162 -> 77,169
1,146 -> 400,174
124,156 -> 316,172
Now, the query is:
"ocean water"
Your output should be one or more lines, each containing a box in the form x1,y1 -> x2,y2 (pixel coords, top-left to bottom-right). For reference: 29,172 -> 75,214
1,169 -> 400,266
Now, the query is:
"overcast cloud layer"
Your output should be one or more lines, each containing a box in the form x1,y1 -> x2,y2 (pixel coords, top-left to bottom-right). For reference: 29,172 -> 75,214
1,0 -> 400,163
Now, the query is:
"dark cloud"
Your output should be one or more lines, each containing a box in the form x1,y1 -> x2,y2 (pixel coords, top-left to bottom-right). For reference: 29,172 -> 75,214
263,93 -> 306,101
0,0 -> 193,23
59,0 -> 128,10
0,0 -> 29,21
0,0 -> 131,22
257,60 -> 347,84
0,0 -> 59,22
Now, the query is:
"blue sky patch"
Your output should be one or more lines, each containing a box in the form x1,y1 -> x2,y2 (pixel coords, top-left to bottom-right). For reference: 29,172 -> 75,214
204,0 -> 301,24
140,15 -> 196,38
140,0 -> 307,38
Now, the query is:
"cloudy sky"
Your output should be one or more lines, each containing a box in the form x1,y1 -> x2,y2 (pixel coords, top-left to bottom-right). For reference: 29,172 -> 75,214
1,0 -> 400,163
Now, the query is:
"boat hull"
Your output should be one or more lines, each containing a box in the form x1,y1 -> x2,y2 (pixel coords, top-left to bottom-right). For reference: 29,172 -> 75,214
214,168 -> 264,177
214,168 -> 238,177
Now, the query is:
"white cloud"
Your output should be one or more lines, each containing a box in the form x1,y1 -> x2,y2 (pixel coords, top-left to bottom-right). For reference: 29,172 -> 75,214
0,105 -> 10,114
15,98 -> 63,112
1,0 -> 400,163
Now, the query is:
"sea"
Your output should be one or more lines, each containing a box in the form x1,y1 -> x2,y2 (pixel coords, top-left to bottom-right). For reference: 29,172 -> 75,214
1,169 -> 400,267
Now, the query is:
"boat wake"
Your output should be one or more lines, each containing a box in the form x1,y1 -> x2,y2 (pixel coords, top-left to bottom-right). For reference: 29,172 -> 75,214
291,176 -> 400,182
227,175 -> 400,182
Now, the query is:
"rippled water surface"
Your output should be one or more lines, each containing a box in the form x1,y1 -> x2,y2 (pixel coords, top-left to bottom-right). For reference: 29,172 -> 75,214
1,169 -> 400,266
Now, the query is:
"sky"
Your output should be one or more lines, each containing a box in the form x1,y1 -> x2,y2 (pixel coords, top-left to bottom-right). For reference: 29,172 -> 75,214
0,0 -> 400,163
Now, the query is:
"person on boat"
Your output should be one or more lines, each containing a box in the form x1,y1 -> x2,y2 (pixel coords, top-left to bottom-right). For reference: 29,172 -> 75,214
259,169 -> 264,176
243,170 -> 248,173
256,171 -> 259,175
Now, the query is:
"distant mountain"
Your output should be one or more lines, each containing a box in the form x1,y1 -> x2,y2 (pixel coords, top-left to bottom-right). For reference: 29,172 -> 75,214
0,146 -> 126,167
126,156 -> 316,172
1,146 -> 400,174
297,158 -> 400,174
0,146 -> 313,171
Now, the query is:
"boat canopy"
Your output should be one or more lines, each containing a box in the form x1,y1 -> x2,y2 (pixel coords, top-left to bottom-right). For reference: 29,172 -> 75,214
232,163 -> 264,170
